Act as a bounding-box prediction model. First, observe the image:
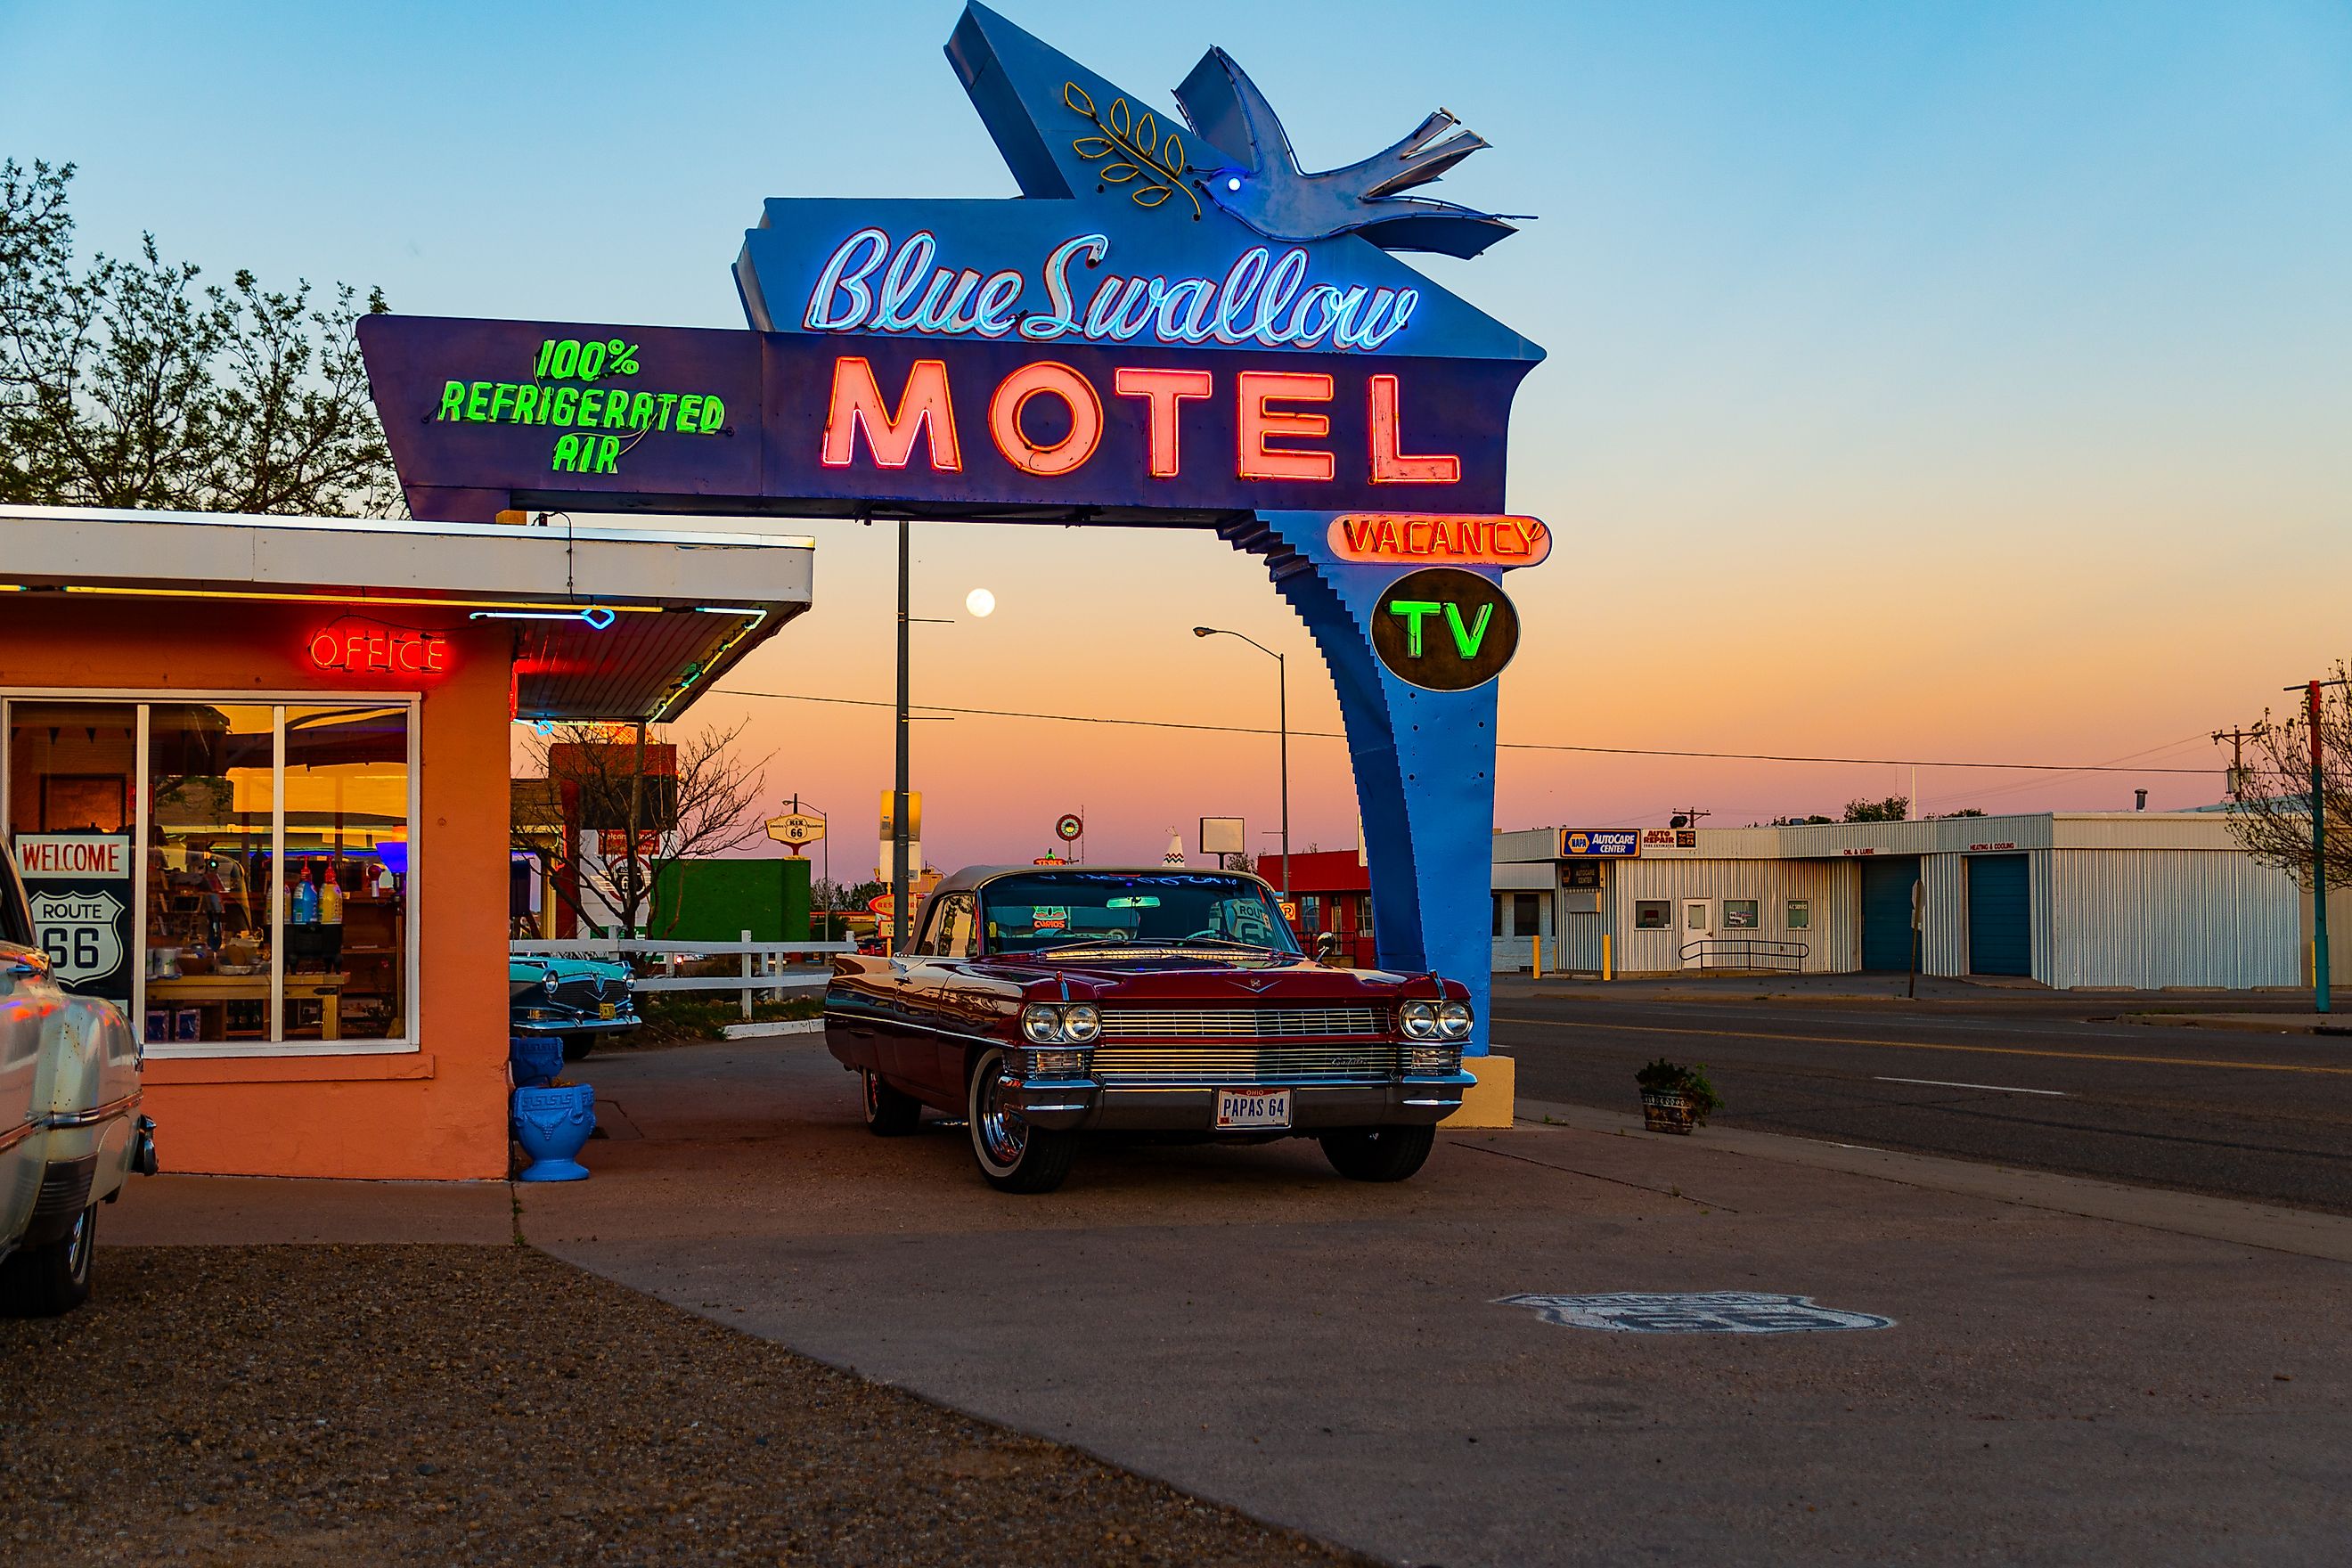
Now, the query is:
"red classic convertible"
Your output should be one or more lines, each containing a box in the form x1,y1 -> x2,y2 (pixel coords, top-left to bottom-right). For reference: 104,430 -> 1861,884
824,865 -> 1476,1193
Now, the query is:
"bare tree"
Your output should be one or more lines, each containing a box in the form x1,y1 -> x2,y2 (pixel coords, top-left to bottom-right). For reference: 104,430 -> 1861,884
2223,662 -> 2352,891
0,158 -> 397,515
516,721 -> 774,938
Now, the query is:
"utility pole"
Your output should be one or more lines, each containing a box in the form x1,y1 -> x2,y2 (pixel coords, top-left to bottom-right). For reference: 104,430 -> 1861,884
1670,807 -> 1711,830
625,719 -> 646,939
893,519 -> 911,955
2211,724 -> 2264,798
2285,679 -> 2344,1014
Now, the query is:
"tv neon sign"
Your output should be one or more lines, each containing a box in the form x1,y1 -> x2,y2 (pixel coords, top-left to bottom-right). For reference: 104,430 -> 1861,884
308,623 -> 450,676
819,357 -> 1459,485
804,229 -> 1418,354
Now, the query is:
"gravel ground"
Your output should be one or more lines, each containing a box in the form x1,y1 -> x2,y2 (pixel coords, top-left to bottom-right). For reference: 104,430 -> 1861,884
1,1245 -> 1374,1567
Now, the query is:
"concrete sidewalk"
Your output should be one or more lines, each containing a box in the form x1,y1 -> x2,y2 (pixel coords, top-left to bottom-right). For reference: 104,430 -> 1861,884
505,1038 -> 2349,1567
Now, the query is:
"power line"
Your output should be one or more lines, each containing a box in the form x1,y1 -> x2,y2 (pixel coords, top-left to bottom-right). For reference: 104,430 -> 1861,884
712,685 -> 2220,776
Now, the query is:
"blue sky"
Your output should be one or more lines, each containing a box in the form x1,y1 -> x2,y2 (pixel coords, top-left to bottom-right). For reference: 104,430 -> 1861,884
4,2 -> 2348,860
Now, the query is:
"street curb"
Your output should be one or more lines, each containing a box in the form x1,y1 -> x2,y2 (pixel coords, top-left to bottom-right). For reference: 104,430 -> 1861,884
2119,1012 -> 2352,1036
1511,1097 -> 2352,1265
721,1019 -> 825,1040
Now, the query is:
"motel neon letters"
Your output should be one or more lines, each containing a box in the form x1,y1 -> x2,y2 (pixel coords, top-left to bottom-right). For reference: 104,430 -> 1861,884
307,625 -> 450,676
819,355 -> 1461,485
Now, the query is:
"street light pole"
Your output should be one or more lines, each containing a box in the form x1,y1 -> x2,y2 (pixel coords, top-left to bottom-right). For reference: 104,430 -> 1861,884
894,519 -> 911,954
1192,627 -> 1288,896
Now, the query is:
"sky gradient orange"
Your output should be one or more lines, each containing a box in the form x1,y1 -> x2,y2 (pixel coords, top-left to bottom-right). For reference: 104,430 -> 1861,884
4,1 -> 2346,871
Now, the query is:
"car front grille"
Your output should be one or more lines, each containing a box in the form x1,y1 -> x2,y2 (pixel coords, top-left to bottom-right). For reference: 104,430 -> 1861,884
1098,1007 -> 1387,1040
1090,1043 -> 1402,1086
551,977 -> 626,1011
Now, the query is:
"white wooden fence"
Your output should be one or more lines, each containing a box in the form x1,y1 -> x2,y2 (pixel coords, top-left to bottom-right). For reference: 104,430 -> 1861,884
510,935 -> 852,1018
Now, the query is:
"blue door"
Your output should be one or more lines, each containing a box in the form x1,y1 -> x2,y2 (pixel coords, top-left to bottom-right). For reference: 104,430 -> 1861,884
1860,858 -> 1920,972
1967,854 -> 2032,977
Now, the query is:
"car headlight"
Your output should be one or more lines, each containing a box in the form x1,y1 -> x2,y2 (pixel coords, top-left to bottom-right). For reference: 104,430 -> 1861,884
1400,1000 -> 1439,1039
1438,1000 -> 1474,1040
541,973 -> 559,997
1060,1003 -> 1100,1044
1020,1003 -> 1065,1044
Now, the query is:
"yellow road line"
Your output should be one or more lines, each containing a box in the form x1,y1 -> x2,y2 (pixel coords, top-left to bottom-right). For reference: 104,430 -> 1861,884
1491,1017 -> 2352,1078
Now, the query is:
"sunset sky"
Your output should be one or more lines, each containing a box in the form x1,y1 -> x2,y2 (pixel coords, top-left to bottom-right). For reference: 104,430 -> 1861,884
5,1 -> 2346,872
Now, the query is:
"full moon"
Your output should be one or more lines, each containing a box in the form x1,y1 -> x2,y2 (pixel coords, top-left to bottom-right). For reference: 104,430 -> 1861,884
966,588 -> 996,617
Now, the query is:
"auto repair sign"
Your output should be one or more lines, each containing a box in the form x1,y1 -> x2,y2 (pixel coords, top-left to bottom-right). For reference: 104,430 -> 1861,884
17,834 -> 134,1004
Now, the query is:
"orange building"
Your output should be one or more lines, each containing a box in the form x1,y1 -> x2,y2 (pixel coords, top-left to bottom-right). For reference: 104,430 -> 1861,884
1,505 -> 812,1179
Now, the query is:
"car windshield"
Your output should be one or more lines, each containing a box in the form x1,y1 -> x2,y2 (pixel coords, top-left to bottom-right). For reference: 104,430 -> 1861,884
981,872 -> 1301,956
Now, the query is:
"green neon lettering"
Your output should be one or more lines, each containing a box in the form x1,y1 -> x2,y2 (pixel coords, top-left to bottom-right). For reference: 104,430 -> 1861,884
578,388 -> 603,426
551,386 -> 579,425
437,380 -> 465,421
534,339 -> 556,379
593,435 -> 620,472
514,385 -> 539,423
655,392 -> 680,430
676,395 -> 702,434
550,339 -> 579,379
1387,599 -> 1441,658
465,381 -> 492,421
1444,600 -> 1493,658
579,340 -> 608,380
602,391 -> 631,429
490,382 -> 517,421
551,434 -> 581,471
628,391 -> 654,429
701,395 -> 724,432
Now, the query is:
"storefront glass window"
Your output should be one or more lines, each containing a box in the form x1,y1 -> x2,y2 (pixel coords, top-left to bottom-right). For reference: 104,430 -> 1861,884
1634,900 -> 1671,930
283,706 -> 412,1042
1786,900 -> 1811,930
147,705 -> 276,1043
3,696 -> 417,1053
1724,899 -> 1760,930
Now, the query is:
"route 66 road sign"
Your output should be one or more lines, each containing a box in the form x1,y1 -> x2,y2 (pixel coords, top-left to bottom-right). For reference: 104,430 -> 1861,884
30,888 -> 127,992
766,812 -> 826,850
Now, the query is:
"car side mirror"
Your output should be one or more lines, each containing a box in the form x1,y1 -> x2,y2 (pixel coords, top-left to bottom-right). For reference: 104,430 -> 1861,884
1314,932 -> 1341,963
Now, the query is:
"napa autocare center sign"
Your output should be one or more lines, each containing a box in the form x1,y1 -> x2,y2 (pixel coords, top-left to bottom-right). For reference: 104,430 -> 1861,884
16,834 -> 135,1006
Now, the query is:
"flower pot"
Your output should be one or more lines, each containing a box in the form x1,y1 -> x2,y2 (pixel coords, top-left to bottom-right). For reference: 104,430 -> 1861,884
513,1083 -> 597,1181
509,1035 -> 564,1089
1640,1089 -> 1695,1135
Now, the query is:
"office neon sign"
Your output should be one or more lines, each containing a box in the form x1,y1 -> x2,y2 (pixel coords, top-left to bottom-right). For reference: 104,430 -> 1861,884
308,623 -> 450,676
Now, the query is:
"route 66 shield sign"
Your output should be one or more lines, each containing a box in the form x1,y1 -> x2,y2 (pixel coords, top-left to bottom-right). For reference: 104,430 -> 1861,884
29,889 -> 127,992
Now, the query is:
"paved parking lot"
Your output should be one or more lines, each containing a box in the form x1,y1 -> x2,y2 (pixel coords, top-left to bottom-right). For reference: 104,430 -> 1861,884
521,1037 -> 2352,1567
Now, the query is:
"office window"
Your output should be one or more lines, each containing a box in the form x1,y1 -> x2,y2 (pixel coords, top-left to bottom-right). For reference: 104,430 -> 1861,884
1786,899 -> 1811,930
1634,900 -> 1671,930
1724,899 -> 1759,930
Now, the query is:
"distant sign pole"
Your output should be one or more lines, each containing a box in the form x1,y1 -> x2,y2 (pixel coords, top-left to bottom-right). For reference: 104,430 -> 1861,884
768,795 -> 830,939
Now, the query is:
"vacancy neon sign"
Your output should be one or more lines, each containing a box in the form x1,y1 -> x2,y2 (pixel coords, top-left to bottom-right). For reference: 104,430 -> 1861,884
1329,512 -> 1551,568
820,357 -> 1458,485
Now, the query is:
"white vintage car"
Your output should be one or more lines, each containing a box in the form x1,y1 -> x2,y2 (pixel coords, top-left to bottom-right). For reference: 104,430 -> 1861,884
1,841 -> 155,1315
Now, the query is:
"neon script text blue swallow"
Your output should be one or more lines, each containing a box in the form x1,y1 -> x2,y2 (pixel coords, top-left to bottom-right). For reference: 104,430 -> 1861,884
803,228 -> 1417,353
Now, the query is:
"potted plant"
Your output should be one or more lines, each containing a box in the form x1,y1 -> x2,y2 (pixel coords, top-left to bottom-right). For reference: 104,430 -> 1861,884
1636,1058 -> 1720,1135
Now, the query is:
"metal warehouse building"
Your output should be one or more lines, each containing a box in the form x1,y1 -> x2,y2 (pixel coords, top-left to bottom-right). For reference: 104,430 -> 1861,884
1490,813 -> 2329,990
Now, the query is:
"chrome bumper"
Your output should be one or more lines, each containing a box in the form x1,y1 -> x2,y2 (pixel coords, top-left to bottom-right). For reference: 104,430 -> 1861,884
510,1015 -> 641,1035
1002,1071 -> 1475,1132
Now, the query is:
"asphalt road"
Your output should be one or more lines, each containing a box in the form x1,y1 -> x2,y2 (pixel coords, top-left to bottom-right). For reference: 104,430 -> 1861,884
1493,987 -> 2352,1214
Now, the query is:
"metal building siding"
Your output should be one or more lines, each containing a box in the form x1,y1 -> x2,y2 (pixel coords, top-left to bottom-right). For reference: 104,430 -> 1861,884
2042,850 -> 2300,989
1491,829 -> 1556,862
1610,858 -> 1858,974
1965,855 -> 2033,976
1921,855 -> 1967,976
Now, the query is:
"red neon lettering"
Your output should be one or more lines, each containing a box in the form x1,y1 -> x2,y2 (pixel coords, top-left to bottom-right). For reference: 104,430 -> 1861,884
308,631 -> 339,666
1236,371 -> 1334,482
821,356 -> 961,471
1368,374 -> 1459,485
1112,367 -> 1213,478
988,362 -> 1102,478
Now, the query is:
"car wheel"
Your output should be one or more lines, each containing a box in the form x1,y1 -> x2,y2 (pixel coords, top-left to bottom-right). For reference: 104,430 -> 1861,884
966,1046 -> 1075,1194
1319,1124 -> 1436,1183
861,1067 -> 922,1136
560,1033 -> 597,1063
0,1202 -> 97,1317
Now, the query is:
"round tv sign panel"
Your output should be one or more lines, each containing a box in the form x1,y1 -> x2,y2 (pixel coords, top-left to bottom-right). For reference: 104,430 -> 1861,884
1370,568 -> 1520,692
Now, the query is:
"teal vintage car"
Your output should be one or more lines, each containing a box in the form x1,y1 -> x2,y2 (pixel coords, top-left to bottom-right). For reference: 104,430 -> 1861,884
510,954 -> 641,1062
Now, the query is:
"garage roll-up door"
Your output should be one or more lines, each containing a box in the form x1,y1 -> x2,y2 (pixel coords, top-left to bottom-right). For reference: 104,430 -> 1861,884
1967,854 -> 2031,976
1860,858 -> 1920,972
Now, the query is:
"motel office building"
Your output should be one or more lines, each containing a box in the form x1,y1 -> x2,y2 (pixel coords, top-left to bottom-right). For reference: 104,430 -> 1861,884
1491,813 -> 2333,990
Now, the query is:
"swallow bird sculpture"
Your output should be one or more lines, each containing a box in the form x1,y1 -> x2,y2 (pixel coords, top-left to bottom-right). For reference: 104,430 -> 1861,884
1173,47 -> 1518,259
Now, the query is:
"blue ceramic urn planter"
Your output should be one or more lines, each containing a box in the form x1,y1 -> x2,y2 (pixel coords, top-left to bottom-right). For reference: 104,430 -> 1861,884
513,1083 -> 595,1181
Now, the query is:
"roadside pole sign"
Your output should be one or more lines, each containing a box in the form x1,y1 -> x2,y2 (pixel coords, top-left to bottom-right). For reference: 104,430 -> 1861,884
766,812 -> 826,853
1055,813 -> 1083,843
